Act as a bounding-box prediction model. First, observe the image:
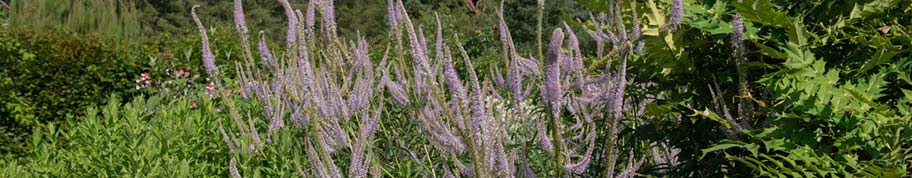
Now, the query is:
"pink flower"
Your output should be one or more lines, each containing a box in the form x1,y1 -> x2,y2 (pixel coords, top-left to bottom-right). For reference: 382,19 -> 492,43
178,69 -> 188,78
206,82 -> 216,97
190,102 -> 198,109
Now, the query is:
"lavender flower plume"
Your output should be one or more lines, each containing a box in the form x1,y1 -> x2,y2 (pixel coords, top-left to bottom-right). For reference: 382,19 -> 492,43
230,157 -> 242,178
265,98 -> 287,144
466,55 -> 497,174
564,124 -> 597,174
258,31 -> 278,72
248,117 -> 263,147
396,0 -> 431,81
219,121 -> 237,152
233,0 -> 248,35
306,0 -> 316,31
304,141 -> 327,177
192,5 -> 219,82
322,0 -> 337,37
350,107 -> 383,178
442,47 -> 465,100
349,37 -> 375,112
387,0 -> 399,30
661,0 -> 683,33
508,54 -> 525,102
233,0 -> 253,60
496,1 -> 515,53
562,22 -> 585,88
537,120 -> 553,151
544,28 -> 565,112
516,55 -> 541,76
381,66 -> 410,107
466,57 -> 484,128
490,66 -> 506,90
418,28 -> 436,80
277,0 -> 297,50
442,46 -> 468,130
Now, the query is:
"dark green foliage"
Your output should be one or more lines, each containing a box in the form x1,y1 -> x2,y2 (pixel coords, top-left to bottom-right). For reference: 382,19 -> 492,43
138,0 -> 307,40
0,30 -> 143,156
146,26 -> 249,80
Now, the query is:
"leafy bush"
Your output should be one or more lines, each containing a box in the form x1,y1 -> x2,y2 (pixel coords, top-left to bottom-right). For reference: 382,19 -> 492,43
3,94 -> 226,177
0,30 -> 143,156
689,0 -> 912,177
702,43 -> 912,177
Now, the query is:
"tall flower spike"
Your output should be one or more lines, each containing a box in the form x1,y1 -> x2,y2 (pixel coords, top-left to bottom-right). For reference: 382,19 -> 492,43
277,0 -> 297,50
218,121 -> 237,152
496,0 -> 515,55
258,31 -> 278,72
544,28 -> 567,175
192,5 -> 219,83
306,0 -> 316,31
732,12 -> 752,125
396,0 -> 431,80
233,0 -> 253,60
544,28 -> 564,113
465,53 -> 491,171
442,46 -> 467,130
661,0 -> 683,33
322,0 -> 338,38
387,0 -> 399,30
350,106 -> 383,178
508,54 -> 524,102
381,66 -> 410,107
230,157 -> 242,178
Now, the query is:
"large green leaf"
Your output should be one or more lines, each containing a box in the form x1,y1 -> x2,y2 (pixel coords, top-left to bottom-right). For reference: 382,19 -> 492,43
733,0 -> 794,28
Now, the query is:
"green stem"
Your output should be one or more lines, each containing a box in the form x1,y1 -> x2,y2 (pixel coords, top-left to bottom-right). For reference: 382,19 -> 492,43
537,0 -> 545,62
548,108 -> 565,176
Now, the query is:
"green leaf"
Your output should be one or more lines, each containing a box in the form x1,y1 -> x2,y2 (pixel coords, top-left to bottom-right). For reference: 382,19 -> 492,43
849,0 -> 901,21
788,21 -> 809,47
754,41 -> 787,59
733,0 -> 794,28
644,102 -> 671,116
859,49 -> 903,74
689,108 -> 731,128
701,141 -> 750,159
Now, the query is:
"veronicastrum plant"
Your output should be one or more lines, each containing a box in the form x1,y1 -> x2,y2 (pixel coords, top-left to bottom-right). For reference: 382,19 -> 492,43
197,0 -> 690,177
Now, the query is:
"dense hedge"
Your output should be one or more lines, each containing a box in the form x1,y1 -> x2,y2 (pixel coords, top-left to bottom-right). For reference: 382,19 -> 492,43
0,30 -> 143,155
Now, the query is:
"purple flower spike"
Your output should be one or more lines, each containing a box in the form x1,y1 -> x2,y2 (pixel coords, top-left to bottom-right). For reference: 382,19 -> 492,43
662,0 -> 683,33
192,5 -> 219,82
544,28 -> 565,112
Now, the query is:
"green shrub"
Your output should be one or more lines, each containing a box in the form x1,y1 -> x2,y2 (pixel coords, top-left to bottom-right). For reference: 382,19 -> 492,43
3,88 -> 311,177
0,30 -> 144,156
5,95 -> 222,177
